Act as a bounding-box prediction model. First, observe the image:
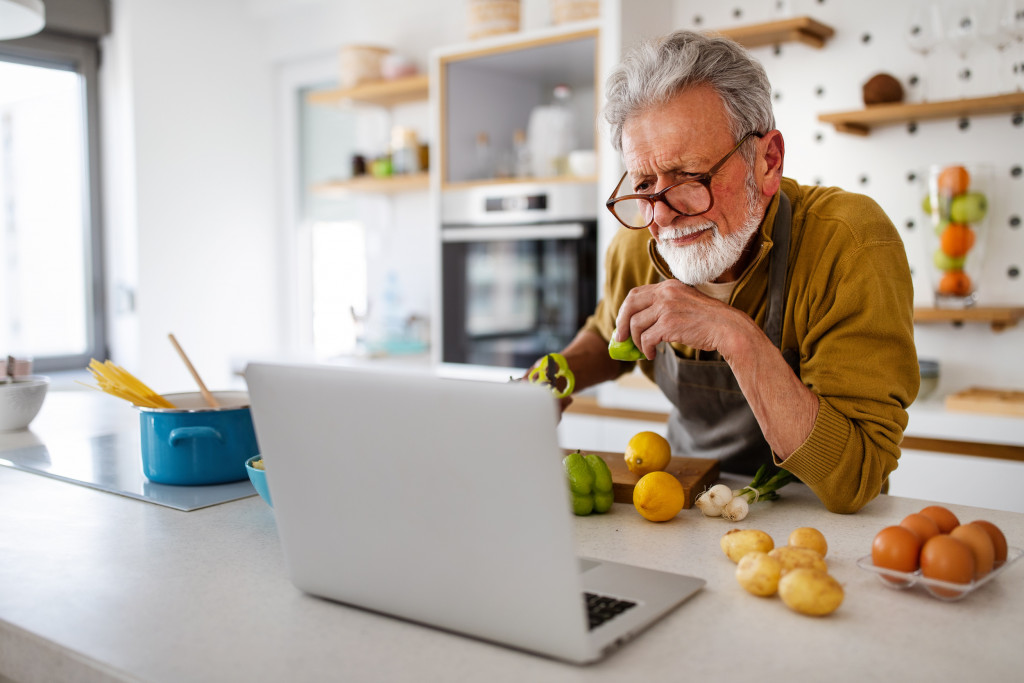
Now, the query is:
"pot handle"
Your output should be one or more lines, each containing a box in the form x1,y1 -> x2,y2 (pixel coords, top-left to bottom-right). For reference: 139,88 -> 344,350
168,426 -> 225,446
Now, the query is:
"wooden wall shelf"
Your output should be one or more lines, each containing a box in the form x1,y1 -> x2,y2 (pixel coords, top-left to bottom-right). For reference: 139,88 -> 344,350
818,92 -> 1024,135
311,173 -> 429,196
914,306 -> 1024,332
715,16 -> 835,49
441,175 -> 597,192
306,74 -> 429,108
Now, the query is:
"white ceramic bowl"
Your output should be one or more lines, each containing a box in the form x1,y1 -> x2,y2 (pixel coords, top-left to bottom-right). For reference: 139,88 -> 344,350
567,149 -> 596,177
0,375 -> 49,431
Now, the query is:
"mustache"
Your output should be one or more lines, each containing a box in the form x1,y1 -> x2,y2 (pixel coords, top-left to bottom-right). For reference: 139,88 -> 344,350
657,221 -> 717,243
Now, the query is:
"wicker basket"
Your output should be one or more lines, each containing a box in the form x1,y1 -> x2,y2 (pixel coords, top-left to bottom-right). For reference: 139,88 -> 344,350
551,0 -> 598,24
339,45 -> 392,89
467,0 -> 520,40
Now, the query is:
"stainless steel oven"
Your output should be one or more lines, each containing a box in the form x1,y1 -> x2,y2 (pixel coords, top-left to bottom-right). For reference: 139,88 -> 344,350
440,183 -> 598,370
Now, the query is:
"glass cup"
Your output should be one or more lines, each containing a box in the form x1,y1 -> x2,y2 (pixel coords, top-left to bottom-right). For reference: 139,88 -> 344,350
920,164 -> 993,308
904,1 -> 945,102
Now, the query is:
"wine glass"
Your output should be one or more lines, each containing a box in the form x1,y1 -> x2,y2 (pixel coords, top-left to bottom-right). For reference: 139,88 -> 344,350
1002,0 -> 1024,91
982,0 -> 1019,93
905,1 -> 945,102
946,0 -> 982,99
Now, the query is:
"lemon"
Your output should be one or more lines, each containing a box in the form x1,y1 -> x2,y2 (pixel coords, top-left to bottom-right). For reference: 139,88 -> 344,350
624,431 -> 671,476
632,471 -> 685,522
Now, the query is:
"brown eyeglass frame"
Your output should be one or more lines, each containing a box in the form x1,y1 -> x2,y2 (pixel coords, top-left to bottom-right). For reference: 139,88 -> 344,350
605,131 -> 764,229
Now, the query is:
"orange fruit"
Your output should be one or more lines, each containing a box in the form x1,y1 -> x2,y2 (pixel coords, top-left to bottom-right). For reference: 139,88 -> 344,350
939,223 -> 975,258
632,471 -> 685,522
938,271 -> 972,297
937,165 -> 970,196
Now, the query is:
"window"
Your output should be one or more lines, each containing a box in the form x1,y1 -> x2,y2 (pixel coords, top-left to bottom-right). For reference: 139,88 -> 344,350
0,33 -> 105,371
310,219 -> 367,357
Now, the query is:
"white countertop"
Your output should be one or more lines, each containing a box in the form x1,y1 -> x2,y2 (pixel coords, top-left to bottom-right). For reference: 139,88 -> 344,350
2,389 -> 1023,682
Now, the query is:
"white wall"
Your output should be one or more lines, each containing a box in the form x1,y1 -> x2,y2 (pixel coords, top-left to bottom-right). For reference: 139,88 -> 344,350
100,0 -> 1023,403
669,0 -> 1024,395
103,0 -> 279,392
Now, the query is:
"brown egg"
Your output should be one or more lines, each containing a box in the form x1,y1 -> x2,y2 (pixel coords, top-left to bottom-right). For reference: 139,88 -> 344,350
969,520 -> 1008,567
872,526 -> 921,582
920,535 -> 975,597
900,513 -> 941,543
950,524 -> 995,578
919,505 -> 960,534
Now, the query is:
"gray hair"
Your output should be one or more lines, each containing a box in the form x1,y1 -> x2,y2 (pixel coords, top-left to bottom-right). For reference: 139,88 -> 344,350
603,30 -> 776,166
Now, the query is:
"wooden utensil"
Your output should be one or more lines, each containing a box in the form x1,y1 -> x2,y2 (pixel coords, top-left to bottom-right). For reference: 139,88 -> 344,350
168,334 -> 220,408
564,449 -> 719,508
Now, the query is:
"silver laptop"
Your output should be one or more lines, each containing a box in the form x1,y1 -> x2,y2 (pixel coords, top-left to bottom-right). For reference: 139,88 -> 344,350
245,361 -> 704,665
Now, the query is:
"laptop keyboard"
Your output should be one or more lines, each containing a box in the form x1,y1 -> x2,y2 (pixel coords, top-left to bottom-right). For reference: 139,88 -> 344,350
584,592 -> 637,630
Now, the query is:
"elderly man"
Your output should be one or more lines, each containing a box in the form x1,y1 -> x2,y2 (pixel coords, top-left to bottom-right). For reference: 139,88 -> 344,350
553,30 -> 919,513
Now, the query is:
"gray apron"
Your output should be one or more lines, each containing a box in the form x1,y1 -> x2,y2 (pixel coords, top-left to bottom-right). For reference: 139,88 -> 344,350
653,193 -> 800,475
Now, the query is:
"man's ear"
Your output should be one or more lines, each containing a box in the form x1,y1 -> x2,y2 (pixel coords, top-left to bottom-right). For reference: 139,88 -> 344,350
758,130 -> 785,198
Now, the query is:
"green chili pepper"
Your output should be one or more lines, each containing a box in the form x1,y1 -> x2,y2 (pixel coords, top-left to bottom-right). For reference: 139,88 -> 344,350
527,353 -> 575,399
608,335 -> 645,361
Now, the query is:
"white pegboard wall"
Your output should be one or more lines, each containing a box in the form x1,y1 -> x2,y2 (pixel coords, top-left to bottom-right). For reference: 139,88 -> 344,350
670,0 -> 1024,390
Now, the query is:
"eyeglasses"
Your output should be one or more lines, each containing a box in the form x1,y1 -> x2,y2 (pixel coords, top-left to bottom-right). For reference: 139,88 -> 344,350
605,131 -> 764,230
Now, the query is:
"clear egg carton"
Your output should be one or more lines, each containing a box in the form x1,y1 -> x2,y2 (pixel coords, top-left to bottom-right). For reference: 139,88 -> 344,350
856,546 -> 1022,602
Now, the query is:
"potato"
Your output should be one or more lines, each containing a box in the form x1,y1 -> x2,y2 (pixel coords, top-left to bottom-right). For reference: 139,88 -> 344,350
778,568 -> 844,616
720,528 -> 774,564
769,545 -> 827,574
788,527 -> 828,558
735,551 -> 783,597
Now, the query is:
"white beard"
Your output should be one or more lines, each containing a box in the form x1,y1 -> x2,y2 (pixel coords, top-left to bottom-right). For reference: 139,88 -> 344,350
655,204 -> 762,285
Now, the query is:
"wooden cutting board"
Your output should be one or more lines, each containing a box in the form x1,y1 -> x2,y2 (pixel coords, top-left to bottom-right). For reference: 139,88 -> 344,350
562,449 -> 719,508
945,387 -> 1024,417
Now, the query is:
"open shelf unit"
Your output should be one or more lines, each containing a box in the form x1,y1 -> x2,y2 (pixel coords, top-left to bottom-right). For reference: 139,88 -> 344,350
306,74 -> 429,108
914,306 -> 1024,332
818,92 -> 1024,135
714,16 -> 835,49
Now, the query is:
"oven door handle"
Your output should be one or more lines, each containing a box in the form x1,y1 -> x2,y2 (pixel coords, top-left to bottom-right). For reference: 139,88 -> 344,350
441,223 -> 586,243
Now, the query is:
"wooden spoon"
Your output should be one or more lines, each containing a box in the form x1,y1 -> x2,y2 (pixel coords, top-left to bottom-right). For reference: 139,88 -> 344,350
168,334 -> 220,408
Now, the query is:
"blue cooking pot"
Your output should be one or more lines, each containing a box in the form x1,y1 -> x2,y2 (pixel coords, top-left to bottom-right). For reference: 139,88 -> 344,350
137,391 -> 259,485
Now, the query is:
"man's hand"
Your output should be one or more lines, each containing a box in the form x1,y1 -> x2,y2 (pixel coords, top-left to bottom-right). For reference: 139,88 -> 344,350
613,280 -> 741,359
525,330 -> 628,415
613,281 -> 818,459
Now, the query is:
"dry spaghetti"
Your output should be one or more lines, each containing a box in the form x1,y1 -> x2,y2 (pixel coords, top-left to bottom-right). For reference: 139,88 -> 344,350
83,359 -> 177,409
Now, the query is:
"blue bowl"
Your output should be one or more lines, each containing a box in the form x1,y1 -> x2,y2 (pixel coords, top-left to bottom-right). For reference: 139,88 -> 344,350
245,455 -> 273,507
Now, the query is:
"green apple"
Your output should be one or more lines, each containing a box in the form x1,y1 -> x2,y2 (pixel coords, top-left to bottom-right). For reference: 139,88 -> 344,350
950,191 -> 988,224
934,249 -> 966,271
933,218 -> 950,236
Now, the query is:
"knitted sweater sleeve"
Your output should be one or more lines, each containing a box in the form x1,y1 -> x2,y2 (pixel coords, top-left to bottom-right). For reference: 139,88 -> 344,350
777,196 -> 920,513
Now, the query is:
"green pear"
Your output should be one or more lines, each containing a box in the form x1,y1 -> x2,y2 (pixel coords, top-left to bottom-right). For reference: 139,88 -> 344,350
934,249 -> 966,271
950,192 -> 988,224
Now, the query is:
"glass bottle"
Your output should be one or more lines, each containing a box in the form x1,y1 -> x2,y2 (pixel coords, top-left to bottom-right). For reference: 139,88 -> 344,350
513,129 -> 531,178
550,84 -> 574,176
473,131 -> 493,180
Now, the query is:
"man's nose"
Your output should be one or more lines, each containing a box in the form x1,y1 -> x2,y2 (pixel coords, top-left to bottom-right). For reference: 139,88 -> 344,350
651,197 -> 681,227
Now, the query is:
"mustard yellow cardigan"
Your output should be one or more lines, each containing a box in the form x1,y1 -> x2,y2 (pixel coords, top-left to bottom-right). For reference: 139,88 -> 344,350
583,178 -> 920,513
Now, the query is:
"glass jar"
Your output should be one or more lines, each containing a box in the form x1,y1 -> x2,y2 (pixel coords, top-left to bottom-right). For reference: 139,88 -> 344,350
920,163 -> 993,308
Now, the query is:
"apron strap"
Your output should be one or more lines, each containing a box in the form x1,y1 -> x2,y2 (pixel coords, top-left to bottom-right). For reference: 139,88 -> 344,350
763,192 -> 792,347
